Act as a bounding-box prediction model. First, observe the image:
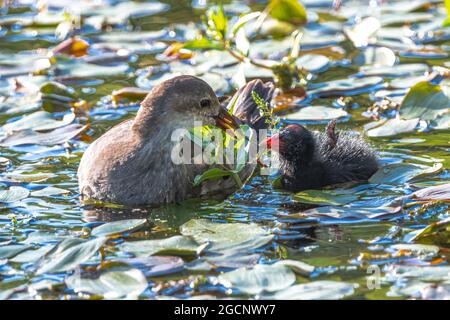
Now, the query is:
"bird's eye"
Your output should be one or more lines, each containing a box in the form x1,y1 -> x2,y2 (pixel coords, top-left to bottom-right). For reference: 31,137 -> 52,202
200,98 -> 212,108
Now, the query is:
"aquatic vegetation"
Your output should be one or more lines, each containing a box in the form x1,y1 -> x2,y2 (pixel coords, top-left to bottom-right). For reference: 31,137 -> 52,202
0,0 -> 449,300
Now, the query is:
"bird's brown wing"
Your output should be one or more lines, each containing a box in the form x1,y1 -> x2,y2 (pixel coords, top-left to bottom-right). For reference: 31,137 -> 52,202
326,120 -> 339,150
226,79 -> 275,130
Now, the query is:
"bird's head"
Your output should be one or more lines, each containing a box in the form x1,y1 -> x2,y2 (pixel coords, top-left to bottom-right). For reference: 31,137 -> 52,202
133,75 -> 239,135
265,124 -> 315,164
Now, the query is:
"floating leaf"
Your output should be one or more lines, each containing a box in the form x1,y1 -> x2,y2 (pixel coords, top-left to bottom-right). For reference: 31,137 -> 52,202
1,111 -> 75,133
218,264 -> 296,295
302,205 -> 402,221
193,168 -> 233,186
91,219 -> 148,237
265,281 -> 357,300
369,162 -> 443,185
36,237 -> 107,274
283,106 -> 348,121
366,118 -> 419,137
295,54 -> 330,73
269,0 -> 307,25
115,256 -> 184,277
0,124 -> 87,147
308,76 -> 383,98
274,259 -> 315,276
65,269 -> 148,299
31,186 -> 70,197
404,218 -> 450,245
0,186 -> 30,202
294,189 -> 358,206
344,17 -> 380,47
119,236 -> 203,258
0,245 -> 31,259
399,82 -> 450,121
358,64 -> 428,78
411,183 -> 450,201
111,87 -> 148,105
180,219 -> 272,251
11,245 -> 54,263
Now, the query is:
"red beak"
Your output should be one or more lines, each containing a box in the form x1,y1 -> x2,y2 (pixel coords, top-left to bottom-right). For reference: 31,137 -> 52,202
264,133 -> 280,151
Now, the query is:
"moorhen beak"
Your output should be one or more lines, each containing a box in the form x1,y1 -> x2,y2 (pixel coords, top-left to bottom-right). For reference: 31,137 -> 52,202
214,106 -> 240,131
264,133 -> 281,151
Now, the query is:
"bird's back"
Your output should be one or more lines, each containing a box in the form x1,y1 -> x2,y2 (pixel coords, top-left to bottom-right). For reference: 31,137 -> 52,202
314,130 -> 379,185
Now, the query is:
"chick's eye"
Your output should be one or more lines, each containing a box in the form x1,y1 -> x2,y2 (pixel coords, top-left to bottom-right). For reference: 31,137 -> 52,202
200,98 -> 212,108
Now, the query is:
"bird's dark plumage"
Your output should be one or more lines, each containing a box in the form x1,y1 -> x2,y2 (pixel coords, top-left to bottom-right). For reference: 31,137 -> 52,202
269,121 -> 379,192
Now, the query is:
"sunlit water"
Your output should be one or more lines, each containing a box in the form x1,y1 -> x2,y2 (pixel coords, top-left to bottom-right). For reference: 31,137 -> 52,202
0,0 -> 449,299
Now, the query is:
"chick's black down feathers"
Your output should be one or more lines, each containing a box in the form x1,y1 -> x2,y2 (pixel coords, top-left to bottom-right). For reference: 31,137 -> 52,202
278,121 -> 379,192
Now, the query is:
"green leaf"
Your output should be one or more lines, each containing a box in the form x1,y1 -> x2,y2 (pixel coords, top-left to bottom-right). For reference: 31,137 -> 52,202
119,235 -> 204,258
443,0 -> 450,27
36,237 -> 107,274
269,0 -> 307,25
404,217 -> 450,245
294,189 -> 359,206
232,12 -> 261,35
183,38 -> 225,51
0,186 -> 30,203
180,219 -> 273,252
193,168 -> 233,186
369,163 -> 443,185
399,82 -> 450,121
65,269 -> 148,299
218,264 -> 296,295
91,219 -> 148,237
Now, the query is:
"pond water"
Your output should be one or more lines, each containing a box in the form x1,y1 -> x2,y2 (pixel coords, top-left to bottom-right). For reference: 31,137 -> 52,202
0,0 -> 449,300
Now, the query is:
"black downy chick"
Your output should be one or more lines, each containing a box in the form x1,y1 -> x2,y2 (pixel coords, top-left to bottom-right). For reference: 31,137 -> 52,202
266,121 -> 379,192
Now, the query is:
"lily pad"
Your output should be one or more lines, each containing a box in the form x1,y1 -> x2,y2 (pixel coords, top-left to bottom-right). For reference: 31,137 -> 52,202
283,106 -> 348,121
0,186 -> 30,202
369,162 -> 443,185
0,124 -> 87,147
36,237 -> 107,274
274,259 -> 315,276
0,244 -> 31,259
294,189 -> 358,206
1,111 -> 75,133
65,268 -> 148,299
366,118 -> 419,137
411,183 -> 450,201
119,235 -> 203,258
114,256 -> 184,277
308,76 -> 384,98
265,281 -> 357,300
91,219 -> 148,237
31,186 -> 70,197
217,264 -> 296,295
180,219 -> 272,251
399,82 -> 450,121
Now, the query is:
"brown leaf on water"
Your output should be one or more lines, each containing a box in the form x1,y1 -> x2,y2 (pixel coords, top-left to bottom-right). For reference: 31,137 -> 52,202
52,37 -> 90,57
272,86 -> 306,113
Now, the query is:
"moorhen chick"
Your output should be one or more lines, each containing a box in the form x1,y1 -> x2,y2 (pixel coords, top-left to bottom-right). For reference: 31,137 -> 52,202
78,75 -> 275,206
266,121 -> 379,192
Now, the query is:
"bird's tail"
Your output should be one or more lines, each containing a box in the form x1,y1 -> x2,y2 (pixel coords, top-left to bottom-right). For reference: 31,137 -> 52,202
225,80 -> 275,130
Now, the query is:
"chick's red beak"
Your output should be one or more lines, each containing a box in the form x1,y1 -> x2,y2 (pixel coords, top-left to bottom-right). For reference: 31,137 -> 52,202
265,133 -> 281,151
214,107 -> 240,131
